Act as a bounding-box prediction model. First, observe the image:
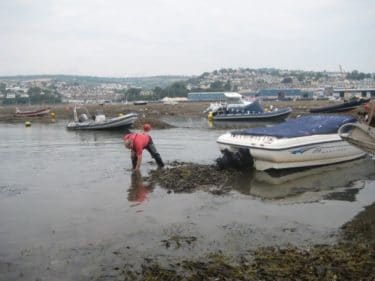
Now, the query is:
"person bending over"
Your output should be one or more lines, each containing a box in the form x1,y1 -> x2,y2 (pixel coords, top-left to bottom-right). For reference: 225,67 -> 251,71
123,127 -> 164,171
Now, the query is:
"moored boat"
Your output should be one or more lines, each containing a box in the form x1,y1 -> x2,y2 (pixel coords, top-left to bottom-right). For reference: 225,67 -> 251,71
66,106 -> 137,130
309,98 -> 369,113
14,107 -> 50,117
205,92 -> 291,121
217,114 -> 366,171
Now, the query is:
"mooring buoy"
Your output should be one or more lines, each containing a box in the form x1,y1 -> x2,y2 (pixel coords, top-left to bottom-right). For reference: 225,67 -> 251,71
208,112 -> 213,121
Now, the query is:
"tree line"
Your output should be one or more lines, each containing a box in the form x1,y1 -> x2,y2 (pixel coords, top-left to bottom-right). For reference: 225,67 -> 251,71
117,80 -> 232,102
1,85 -> 62,105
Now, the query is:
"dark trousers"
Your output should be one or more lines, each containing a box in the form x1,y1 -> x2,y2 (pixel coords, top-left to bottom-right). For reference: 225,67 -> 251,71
132,137 -> 164,168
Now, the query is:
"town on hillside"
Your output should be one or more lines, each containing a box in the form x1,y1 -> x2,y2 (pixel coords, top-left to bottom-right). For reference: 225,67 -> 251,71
1,68 -> 375,105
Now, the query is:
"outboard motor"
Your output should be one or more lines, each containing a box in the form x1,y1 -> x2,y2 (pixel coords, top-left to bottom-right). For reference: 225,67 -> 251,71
216,148 -> 253,170
79,113 -> 88,122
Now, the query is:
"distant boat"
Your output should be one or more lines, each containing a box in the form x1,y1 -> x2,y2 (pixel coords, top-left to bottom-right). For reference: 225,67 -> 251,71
205,92 -> 291,121
309,98 -> 369,113
133,101 -> 148,105
14,107 -> 50,117
66,106 -> 137,130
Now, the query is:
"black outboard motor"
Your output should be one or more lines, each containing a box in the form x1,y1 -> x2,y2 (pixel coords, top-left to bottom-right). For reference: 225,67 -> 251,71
216,148 -> 253,170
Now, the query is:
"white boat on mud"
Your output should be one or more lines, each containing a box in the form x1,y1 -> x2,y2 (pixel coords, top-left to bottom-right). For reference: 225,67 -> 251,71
66,106 -> 137,130
217,114 -> 366,171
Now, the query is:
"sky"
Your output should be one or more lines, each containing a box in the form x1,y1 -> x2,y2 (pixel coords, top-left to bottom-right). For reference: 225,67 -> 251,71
0,0 -> 374,77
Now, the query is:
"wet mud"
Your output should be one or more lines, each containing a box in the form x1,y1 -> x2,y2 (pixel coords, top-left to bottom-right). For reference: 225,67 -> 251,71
101,204 -> 375,281
107,162 -> 375,281
149,161 -> 246,194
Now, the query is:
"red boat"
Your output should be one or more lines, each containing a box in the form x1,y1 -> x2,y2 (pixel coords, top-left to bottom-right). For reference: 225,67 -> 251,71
14,107 -> 51,117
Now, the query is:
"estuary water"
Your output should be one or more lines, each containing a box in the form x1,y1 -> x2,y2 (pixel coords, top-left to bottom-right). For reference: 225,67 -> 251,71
0,118 -> 374,280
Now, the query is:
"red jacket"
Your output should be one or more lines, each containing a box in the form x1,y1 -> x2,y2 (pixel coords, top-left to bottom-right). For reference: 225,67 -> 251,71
123,133 -> 150,157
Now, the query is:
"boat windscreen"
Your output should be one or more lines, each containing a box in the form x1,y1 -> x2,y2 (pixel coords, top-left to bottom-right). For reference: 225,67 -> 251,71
231,115 -> 357,138
242,100 -> 264,113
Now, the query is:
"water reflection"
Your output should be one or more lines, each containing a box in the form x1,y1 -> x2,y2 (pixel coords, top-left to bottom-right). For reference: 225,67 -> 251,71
70,129 -> 128,143
127,171 -> 154,206
234,157 -> 375,201
161,116 -> 282,130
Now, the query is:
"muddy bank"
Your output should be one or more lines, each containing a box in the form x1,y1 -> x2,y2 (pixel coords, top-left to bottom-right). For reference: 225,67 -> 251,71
149,161 -> 246,194
120,243 -> 373,281
0,100 -> 353,129
108,162 -> 375,281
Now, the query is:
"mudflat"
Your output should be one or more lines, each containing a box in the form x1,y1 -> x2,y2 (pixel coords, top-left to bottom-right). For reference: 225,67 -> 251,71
0,100 -> 360,129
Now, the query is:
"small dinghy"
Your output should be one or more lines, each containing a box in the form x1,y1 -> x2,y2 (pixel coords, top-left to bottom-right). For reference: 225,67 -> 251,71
66,106 -> 137,130
14,107 -> 50,117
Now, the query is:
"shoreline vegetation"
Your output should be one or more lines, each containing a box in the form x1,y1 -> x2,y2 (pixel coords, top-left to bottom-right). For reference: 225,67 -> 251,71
1,100 -> 373,280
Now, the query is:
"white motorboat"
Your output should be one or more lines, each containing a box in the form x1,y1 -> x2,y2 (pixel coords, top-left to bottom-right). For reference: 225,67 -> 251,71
67,106 -> 137,130
217,115 -> 366,171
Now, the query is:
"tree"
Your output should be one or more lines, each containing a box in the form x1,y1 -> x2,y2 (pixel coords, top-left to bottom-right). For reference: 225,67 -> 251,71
209,81 -> 226,91
296,73 -> 305,82
281,77 -> 293,84
0,83 -> 6,93
125,88 -> 142,101
346,70 -> 367,80
164,82 -> 188,97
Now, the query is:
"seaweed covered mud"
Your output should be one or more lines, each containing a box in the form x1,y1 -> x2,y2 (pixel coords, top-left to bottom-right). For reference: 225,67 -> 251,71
97,162 -> 375,281
148,161 -> 247,194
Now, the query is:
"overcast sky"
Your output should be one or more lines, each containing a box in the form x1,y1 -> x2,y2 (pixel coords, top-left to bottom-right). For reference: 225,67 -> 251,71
0,0 -> 374,77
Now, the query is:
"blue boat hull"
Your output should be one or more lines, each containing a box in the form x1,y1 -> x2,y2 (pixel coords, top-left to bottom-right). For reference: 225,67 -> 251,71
213,107 -> 292,121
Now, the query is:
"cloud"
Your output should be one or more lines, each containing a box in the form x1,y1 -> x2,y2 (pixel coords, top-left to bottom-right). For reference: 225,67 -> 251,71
0,0 -> 374,76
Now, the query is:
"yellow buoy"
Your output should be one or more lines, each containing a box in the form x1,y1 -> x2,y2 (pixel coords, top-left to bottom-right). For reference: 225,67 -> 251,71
50,112 -> 56,118
25,121 -> 31,127
208,112 -> 214,121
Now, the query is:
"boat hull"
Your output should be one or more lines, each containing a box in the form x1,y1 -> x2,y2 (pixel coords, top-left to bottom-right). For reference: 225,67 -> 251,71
14,108 -> 50,117
213,108 -> 291,121
213,108 -> 292,121
309,99 -> 369,113
339,122 -> 375,155
67,113 -> 137,130
217,133 -> 366,170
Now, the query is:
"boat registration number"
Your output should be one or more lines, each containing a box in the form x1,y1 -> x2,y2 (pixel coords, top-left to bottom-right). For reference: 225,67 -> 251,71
234,135 -> 275,144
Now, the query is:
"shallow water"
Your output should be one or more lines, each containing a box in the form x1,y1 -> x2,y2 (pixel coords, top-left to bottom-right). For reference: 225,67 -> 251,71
0,119 -> 374,280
